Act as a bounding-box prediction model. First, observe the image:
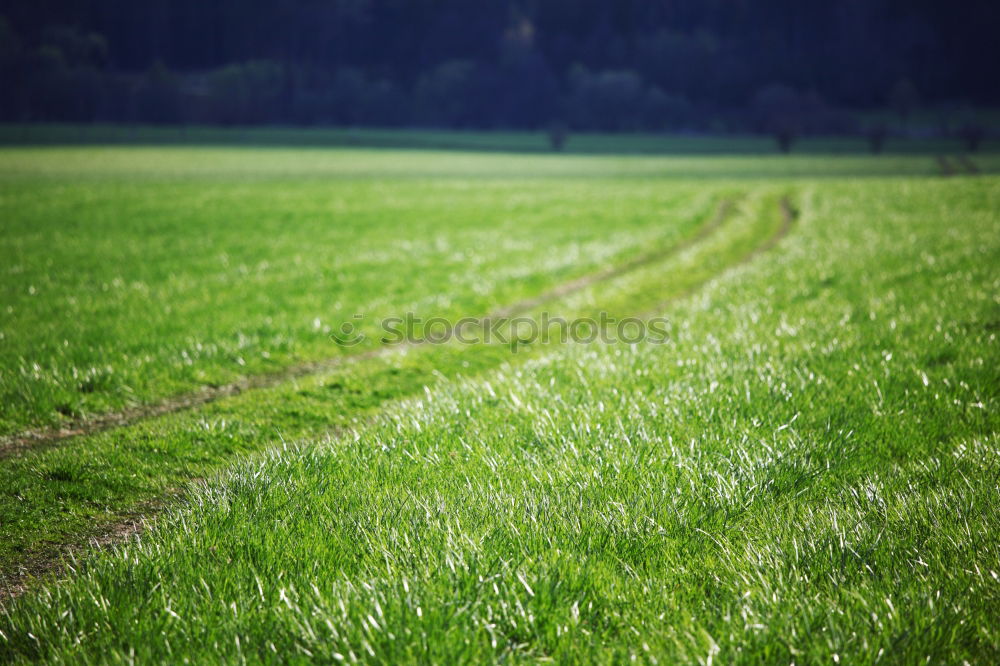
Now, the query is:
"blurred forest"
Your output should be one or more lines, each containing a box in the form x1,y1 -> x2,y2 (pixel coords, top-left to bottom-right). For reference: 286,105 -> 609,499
0,0 -> 997,133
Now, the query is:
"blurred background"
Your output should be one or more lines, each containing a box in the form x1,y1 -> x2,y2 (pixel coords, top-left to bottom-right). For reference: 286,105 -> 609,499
1,0 -> 998,148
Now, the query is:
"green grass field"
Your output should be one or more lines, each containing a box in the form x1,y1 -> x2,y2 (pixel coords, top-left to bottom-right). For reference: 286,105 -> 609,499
0,135 -> 998,662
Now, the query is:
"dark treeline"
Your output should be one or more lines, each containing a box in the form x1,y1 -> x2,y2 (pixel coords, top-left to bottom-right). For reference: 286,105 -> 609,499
1,0 -> 997,133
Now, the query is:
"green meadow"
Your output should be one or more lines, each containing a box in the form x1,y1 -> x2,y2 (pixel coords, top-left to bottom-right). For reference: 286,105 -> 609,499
0,136 -> 998,662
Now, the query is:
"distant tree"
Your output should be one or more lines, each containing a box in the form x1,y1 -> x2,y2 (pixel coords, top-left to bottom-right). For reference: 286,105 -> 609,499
636,29 -> 718,100
20,25 -> 110,121
240,60 -> 284,123
888,79 -> 919,126
493,40 -> 559,128
547,121 -> 568,151
866,123 -> 889,154
199,65 -> 245,124
643,87 -> 694,130
40,25 -> 108,68
958,122 -> 986,152
328,67 -> 367,124
752,84 -> 802,153
133,60 -> 181,124
288,90 -> 331,126
3,1 -> 1000,130
797,91 -> 855,134
773,126 -> 795,153
934,102 -> 963,136
201,60 -> 283,125
359,79 -> 408,127
0,16 -> 21,71
568,66 -> 645,131
414,60 -> 479,127
0,16 -> 25,120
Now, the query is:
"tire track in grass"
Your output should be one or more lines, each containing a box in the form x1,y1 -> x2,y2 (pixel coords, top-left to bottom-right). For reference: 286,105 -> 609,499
767,195 -> 798,255
0,195 -> 797,600
936,156 -> 956,177
488,198 -> 735,318
0,494 -> 166,600
956,155 -> 980,174
0,198 -> 737,458
936,155 -> 982,177
635,194 -> 797,318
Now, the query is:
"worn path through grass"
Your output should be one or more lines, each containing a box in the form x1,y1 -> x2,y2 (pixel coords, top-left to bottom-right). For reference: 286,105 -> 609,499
0,189 -> 792,597
1,172 -> 996,663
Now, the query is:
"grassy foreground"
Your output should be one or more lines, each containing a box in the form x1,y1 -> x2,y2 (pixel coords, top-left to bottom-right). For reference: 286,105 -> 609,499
0,144 -> 998,662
